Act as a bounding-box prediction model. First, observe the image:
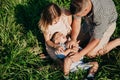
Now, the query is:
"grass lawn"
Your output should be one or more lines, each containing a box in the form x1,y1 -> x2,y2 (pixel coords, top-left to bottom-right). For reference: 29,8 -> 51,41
0,0 -> 120,80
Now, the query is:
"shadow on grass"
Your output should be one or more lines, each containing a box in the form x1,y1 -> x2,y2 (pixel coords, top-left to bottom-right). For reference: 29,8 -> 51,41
14,0 -> 51,54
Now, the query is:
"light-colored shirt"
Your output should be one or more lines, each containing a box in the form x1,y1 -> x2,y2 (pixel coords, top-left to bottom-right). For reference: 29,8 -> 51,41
92,0 -> 118,39
55,43 -> 82,59
47,14 -> 71,39
75,0 -> 118,39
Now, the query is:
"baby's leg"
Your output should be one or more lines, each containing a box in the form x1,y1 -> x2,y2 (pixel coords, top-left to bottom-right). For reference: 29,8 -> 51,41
64,57 -> 73,76
88,62 -> 99,74
77,61 -> 98,80
85,62 -> 98,79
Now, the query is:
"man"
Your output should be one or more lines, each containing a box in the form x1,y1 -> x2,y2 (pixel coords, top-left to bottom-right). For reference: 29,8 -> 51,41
66,0 -> 120,62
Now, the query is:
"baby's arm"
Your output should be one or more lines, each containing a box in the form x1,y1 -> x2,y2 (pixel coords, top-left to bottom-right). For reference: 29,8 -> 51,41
46,40 -> 60,48
55,48 -> 71,56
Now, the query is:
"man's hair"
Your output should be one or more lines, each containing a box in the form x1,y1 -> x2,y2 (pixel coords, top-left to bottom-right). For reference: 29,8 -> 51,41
70,0 -> 88,15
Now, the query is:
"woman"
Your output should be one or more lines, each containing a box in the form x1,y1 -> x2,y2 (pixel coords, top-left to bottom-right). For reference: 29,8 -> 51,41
38,3 -> 72,62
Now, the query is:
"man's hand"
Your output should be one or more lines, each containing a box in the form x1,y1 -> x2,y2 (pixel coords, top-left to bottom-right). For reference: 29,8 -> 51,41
86,51 -> 97,58
66,40 -> 80,49
70,46 -> 79,53
66,40 -> 77,48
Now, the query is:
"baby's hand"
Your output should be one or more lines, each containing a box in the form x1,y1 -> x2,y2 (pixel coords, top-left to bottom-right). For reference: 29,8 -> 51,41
56,46 -> 64,53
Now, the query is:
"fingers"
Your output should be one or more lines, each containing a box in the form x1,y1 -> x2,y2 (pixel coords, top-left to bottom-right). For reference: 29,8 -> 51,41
67,43 -> 72,48
69,44 -> 73,49
87,53 -> 96,58
59,48 -> 64,52
55,47 -> 64,55
66,40 -> 77,48
66,42 -> 70,48
68,52 -> 75,56
77,40 -> 80,44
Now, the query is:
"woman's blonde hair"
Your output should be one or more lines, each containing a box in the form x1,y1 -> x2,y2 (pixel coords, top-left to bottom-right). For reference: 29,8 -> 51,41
38,3 -> 62,33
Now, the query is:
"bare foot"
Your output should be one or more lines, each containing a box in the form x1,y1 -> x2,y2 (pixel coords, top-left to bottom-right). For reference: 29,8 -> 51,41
89,62 -> 99,75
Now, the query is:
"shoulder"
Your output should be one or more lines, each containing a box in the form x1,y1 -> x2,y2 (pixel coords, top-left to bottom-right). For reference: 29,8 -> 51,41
61,8 -> 72,18
61,8 -> 72,25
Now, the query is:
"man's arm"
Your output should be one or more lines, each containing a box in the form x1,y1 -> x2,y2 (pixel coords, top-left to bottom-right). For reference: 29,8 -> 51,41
66,17 -> 82,48
78,38 -> 100,57
69,38 -> 100,62
71,18 -> 81,41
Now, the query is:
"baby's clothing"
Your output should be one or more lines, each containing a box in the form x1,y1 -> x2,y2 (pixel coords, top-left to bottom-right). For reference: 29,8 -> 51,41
70,62 -> 93,72
55,43 -> 82,59
55,43 -> 66,59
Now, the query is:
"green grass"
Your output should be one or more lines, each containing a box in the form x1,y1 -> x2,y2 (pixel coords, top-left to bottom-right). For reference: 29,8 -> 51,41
0,0 -> 120,80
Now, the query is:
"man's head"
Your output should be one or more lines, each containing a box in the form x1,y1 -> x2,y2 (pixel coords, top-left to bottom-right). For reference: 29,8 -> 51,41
70,0 -> 92,17
51,32 -> 67,44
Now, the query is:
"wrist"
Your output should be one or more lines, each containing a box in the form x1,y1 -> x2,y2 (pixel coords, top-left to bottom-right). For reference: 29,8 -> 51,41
71,38 -> 77,41
71,38 -> 77,42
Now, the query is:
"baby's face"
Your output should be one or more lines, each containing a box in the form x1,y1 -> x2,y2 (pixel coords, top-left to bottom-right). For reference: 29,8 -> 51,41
54,32 -> 67,44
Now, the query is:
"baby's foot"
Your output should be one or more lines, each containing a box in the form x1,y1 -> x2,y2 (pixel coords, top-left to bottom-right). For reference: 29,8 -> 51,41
64,75 -> 70,80
84,73 -> 95,80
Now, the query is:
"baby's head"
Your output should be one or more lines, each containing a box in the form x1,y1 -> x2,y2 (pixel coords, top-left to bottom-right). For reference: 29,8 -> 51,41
51,32 -> 67,44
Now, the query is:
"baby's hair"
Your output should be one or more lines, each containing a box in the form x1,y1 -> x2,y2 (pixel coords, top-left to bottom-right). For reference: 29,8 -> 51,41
51,32 -> 59,43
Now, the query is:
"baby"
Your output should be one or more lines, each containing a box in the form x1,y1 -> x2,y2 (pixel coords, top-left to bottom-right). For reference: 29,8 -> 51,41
51,32 -> 99,80
51,32 -> 81,59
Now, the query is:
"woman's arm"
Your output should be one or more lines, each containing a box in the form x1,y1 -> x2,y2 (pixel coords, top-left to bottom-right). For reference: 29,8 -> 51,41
46,40 -> 59,48
43,32 -> 59,48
